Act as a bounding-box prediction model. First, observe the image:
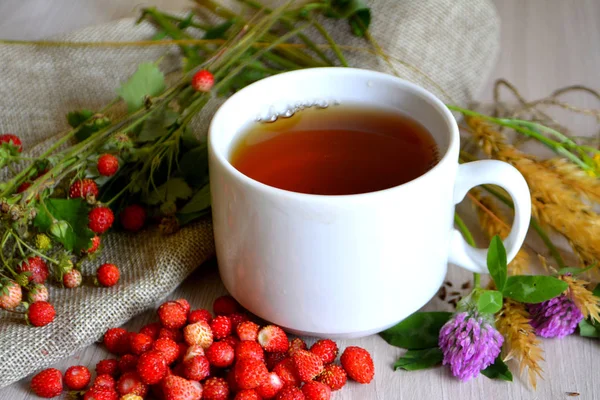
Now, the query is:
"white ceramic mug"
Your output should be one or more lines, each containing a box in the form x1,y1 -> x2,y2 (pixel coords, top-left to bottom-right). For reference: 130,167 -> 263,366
208,68 -> 531,338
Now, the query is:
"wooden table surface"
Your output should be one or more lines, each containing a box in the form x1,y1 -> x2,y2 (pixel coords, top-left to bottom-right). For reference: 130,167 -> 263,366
1,1 -> 599,399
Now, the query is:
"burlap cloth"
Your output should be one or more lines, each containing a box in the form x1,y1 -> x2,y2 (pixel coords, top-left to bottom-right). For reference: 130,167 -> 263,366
0,0 -> 499,387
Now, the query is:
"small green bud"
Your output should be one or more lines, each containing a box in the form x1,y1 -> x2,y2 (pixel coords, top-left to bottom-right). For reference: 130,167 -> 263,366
160,201 -> 177,216
16,273 -> 30,287
49,220 -> 69,239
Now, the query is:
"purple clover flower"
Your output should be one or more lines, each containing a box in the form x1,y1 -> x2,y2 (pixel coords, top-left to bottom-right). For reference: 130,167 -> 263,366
438,311 -> 503,381
527,294 -> 583,338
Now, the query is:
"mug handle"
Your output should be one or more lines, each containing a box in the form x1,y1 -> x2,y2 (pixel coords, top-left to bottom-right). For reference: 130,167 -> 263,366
448,160 -> 531,273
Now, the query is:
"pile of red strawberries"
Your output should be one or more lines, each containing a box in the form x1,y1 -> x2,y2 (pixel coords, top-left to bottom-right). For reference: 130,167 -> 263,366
29,295 -> 374,399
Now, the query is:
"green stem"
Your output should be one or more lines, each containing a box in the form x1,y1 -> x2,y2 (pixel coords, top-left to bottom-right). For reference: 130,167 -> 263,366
312,21 -> 349,66
451,105 -> 591,171
473,273 -> 481,289
161,12 -> 212,31
0,231 -> 17,277
11,231 -> 59,264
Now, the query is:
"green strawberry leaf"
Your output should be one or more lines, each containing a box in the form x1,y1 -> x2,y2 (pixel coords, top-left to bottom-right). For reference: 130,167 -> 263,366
325,0 -> 371,37
481,356 -> 513,381
117,62 -> 166,112
178,184 -> 211,214
380,312 -> 452,350
503,275 -> 568,304
487,236 -> 508,291
34,199 -> 94,252
137,106 -> 179,142
178,143 -> 208,186
393,348 -> 443,371
146,177 -> 193,205
555,265 -> 596,276
476,290 -> 503,314
67,109 -> 95,128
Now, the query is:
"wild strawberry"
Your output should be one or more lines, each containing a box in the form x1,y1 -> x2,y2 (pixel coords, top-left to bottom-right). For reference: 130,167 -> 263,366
83,386 -> 118,400
183,344 -> 205,362
139,322 -> 161,340
210,315 -> 232,339
182,354 -> 210,381
293,350 -> 323,382
97,154 -> 119,176
119,354 -> 139,373
203,377 -> 229,400
152,337 -> 179,365
236,321 -> 260,341
158,301 -> 187,329
265,352 -> 287,371
310,340 -> 338,365
19,256 -> 49,284
188,308 -> 212,324
130,333 -> 153,355
89,206 -> 114,234
302,381 -> 331,400
96,359 -> 119,376
315,364 -> 347,391
120,395 -> 143,400
340,346 -> 374,384
64,365 -> 91,390
69,178 -> 99,199
27,283 -> 48,303
235,389 -> 262,400
273,358 -> 300,388
103,327 -> 130,354
258,325 -> 288,353
0,279 -> 22,310
288,338 -> 307,357
86,235 -> 101,254
191,69 -> 215,93
160,327 -> 184,343
93,374 -> 116,390
257,371 -> 284,399
220,335 -> 240,350
116,371 -> 148,397
63,269 -> 82,288
0,133 -> 22,152
174,298 -> 190,314
17,181 -> 31,193
213,295 -> 240,316
27,301 -> 55,327
30,368 -> 62,398
276,386 -> 305,400
235,358 -> 269,390
120,204 -> 146,232
137,350 -> 168,384
184,320 -> 213,348
206,341 -> 235,368
229,312 -> 249,330
236,340 -> 264,362
96,263 -> 120,287
162,375 -> 203,400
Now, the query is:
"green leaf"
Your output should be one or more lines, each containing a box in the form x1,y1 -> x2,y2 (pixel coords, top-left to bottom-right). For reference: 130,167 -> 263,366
179,184 -> 211,214
137,106 -> 179,142
326,0 -> 371,37
117,62 -> 166,112
481,356 -> 513,381
393,348 -> 443,371
503,275 -> 568,304
487,236 -> 508,291
476,290 -> 503,314
147,177 -> 193,205
179,144 -> 208,186
203,20 -> 236,39
34,199 -> 94,252
578,319 -> 600,338
176,209 -> 211,226
555,265 -> 596,276
380,312 -> 452,350
593,284 -> 600,298
67,109 -> 94,128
